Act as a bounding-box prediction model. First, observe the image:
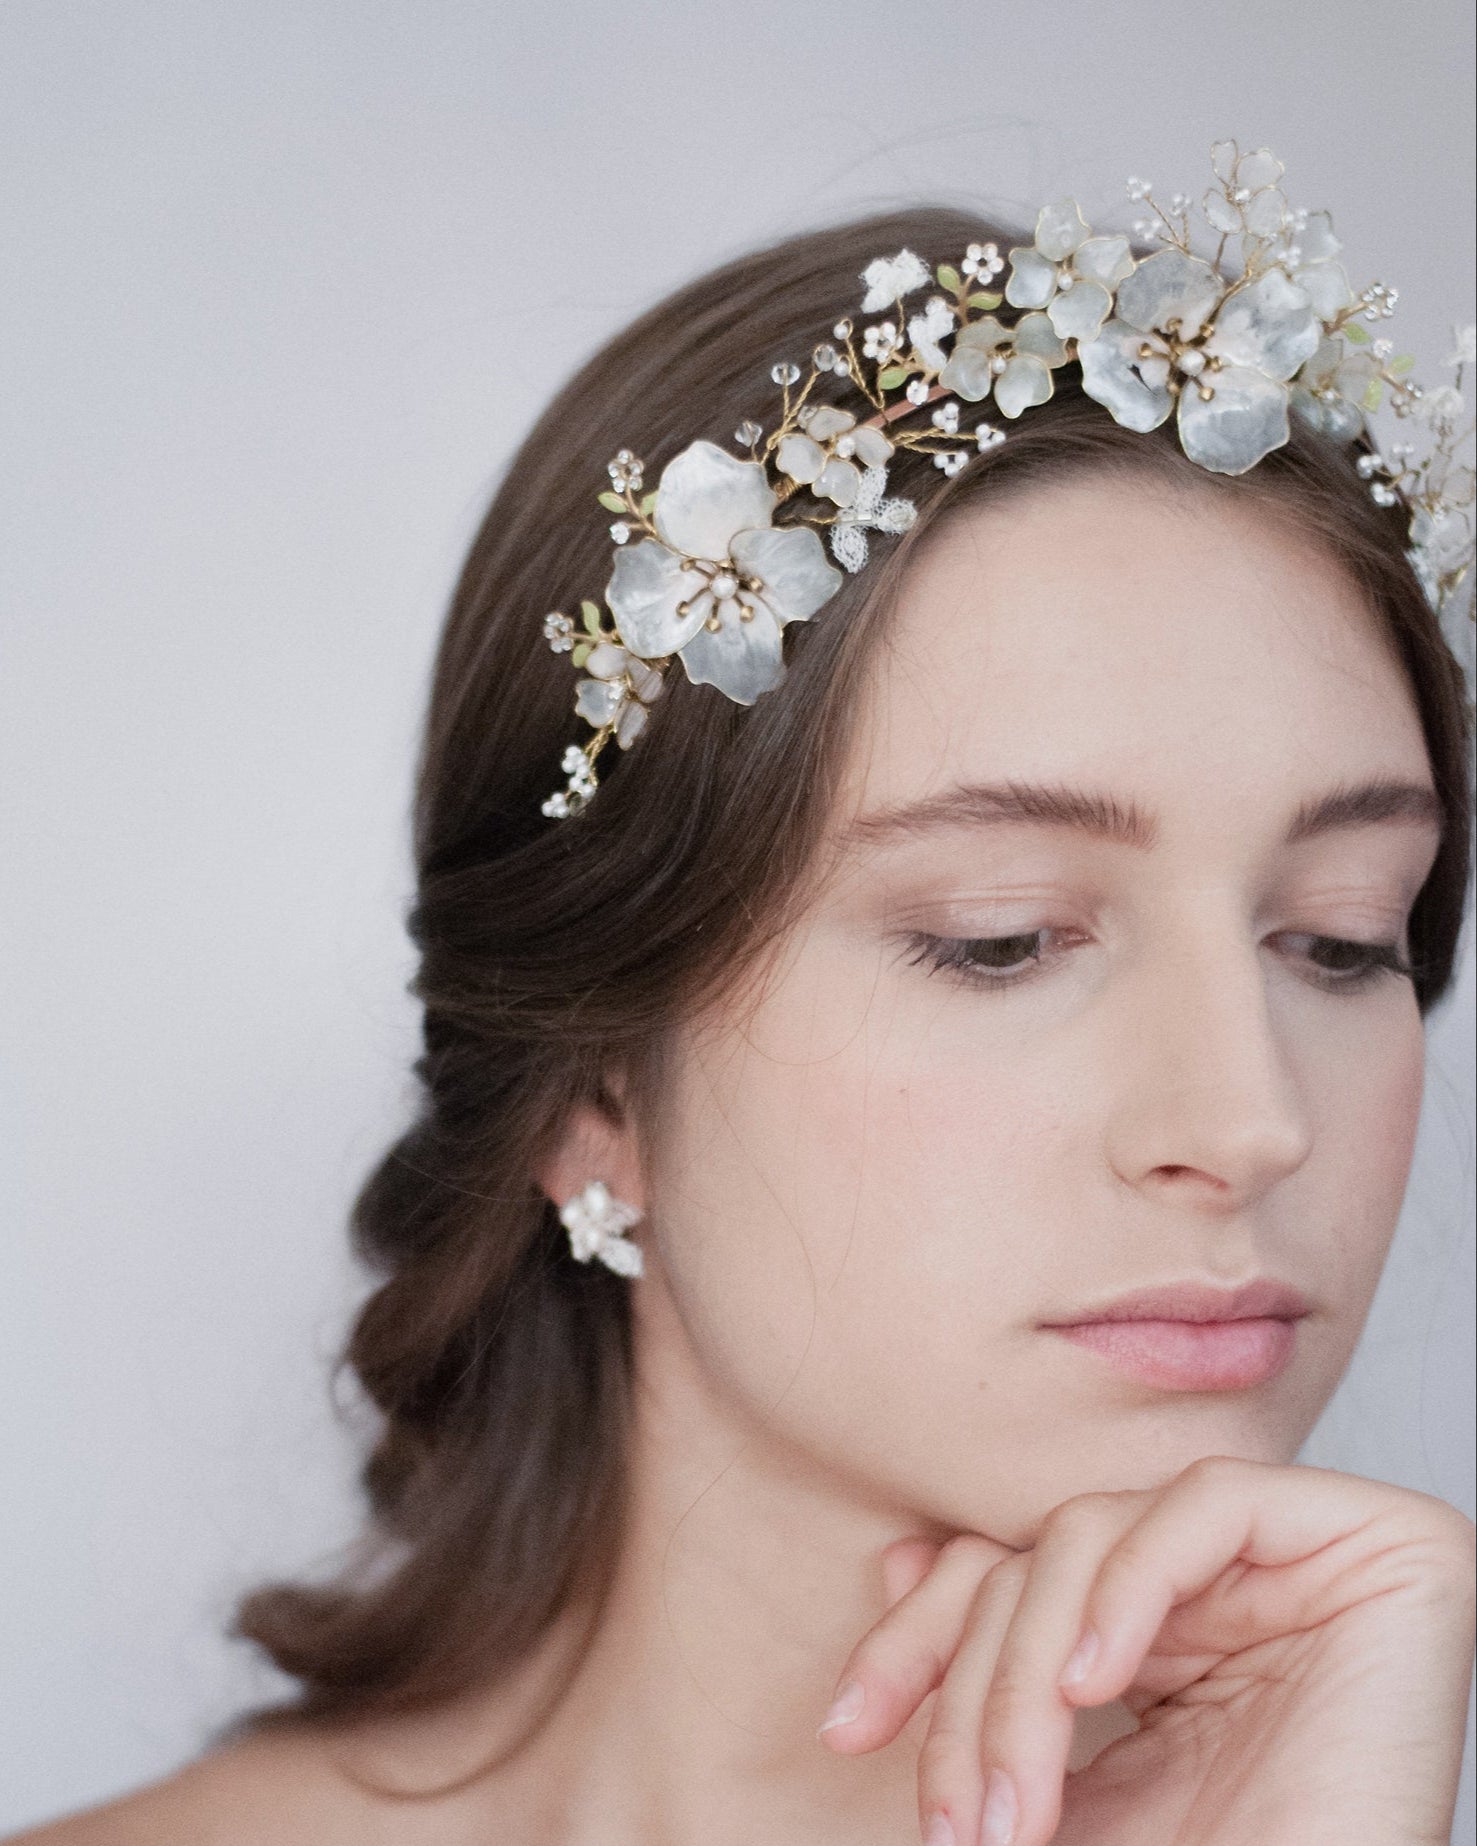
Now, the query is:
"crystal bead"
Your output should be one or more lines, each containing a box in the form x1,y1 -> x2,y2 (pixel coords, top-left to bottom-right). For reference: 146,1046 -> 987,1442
833,320 -> 853,339
812,343 -> 838,371
770,360 -> 801,386
734,419 -> 763,446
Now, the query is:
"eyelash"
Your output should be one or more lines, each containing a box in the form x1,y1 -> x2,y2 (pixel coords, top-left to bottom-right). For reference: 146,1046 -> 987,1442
902,928 -> 1419,996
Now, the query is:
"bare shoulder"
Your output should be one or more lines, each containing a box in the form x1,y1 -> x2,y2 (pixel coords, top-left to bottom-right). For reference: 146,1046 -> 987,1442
5,1730 -> 388,1846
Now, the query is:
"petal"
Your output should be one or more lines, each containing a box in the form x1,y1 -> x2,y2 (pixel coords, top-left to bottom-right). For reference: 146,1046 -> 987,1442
954,312 -> 1013,353
830,521 -> 869,573
1035,197 -> 1091,262
1210,140 -> 1239,184
1048,279 -> 1112,342
586,641 -> 630,679
1115,247 -> 1223,338
776,432 -> 825,485
614,698 -> 649,747
625,657 -> 664,700
605,540 -> 709,657
1294,260 -> 1353,319
850,424 -> 893,467
1014,311 -> 1069,367
1005,246 -> 1057,310
1205,269 -> 1319,382
731,524 -> 843,622
653,439 -> 776,560
1237,148 -> 1285,191
1202,187 -> 1242,234
994,353 -> 1054,419
1177,365 -> 1291,474
677,598 -> 787,704
938,343 -> 996,401
1296,210 -> 1342,266
1242,187 -> 1287,239
1077,319 -> 1175,431
802,405 -> 856,440
575,677 -> 624,727
1073,235 -> 1134,287
814,458 -> 862,507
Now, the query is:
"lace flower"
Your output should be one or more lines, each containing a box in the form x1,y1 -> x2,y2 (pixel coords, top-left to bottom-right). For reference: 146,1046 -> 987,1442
1079,248 -> 1322,472
828,466 -> 917,573
605,440 -> 842,703
860,249 -> 933,315
1003,198 -> 1135,343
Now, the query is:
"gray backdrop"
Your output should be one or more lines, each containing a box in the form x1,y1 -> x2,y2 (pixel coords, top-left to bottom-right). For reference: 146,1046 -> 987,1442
2,2 -> 1473,1836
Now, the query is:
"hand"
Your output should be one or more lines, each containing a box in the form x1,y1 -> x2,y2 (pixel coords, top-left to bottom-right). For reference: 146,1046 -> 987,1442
817,1457 -> 1476,1846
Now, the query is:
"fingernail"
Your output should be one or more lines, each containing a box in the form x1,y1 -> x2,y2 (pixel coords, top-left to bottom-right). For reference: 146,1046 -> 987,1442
923,1815 -> 957,1846
817,1678 -> 865,1735
1060,1625 -> 1099,1687
980,1766 -> 1017,1846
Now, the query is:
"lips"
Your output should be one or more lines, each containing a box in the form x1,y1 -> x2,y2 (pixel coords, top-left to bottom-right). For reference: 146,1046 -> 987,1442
1040,1279 -> 1311,1391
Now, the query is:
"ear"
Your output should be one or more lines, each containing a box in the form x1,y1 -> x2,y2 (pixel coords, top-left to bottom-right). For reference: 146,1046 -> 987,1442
533,1073 -> 648,1218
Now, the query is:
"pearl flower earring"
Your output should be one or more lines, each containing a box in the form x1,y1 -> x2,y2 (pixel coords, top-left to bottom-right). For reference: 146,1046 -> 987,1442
558,1179 -> 645,1278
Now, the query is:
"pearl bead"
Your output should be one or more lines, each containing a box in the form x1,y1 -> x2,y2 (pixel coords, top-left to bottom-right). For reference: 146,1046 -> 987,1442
711,573 -> 737,599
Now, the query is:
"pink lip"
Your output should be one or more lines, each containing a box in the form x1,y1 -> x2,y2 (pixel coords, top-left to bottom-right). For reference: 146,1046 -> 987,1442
1040,1279 -> 1311,1392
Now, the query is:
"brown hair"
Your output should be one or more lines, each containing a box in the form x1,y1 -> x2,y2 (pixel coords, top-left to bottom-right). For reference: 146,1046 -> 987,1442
233,206 -> 1474,1736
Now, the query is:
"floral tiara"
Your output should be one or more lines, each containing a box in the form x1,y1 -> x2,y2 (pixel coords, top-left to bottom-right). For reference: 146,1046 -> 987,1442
539,139 -> 1476,820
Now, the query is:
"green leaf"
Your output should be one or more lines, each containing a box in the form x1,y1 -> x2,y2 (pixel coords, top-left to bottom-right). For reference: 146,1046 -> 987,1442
1388,353 -> 1416,376
1342,321 -> 1371,345
581,600 -> 602,634
877,366 -> 908,391
936,264 -> 962,293
1362,377 -> 1384,411
597,490 -> 627,513
640,490 -> 658,516
967,291 -> 1003,310
571,642 -> 592,667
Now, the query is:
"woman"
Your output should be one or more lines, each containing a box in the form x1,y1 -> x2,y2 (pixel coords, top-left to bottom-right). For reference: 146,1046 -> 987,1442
19,154 -> 1476,1846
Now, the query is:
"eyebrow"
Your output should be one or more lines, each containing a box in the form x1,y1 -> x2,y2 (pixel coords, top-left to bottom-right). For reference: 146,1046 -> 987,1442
839,776 -> 1445,855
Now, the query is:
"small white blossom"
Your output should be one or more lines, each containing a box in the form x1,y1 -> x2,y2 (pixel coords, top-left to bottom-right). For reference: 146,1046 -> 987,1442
931,401 -> 960,435
862,319 -> 901,363
962,241 -> 1004,282
933,450 -> 969,476
543,612 -> 575,652
975,422 -> 1006,450
1446,324 -> 1476,367
860,249 -> 933,315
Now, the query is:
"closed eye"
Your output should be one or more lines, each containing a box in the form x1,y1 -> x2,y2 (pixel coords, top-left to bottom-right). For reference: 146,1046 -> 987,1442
900,929 -> 1419,995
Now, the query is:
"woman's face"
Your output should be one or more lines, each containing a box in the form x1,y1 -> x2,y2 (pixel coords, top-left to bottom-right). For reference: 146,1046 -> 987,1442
637,472 -> 1443,1541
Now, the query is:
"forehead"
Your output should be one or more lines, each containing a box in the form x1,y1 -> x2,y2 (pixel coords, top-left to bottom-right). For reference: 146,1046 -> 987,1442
835,472 -> 1427,823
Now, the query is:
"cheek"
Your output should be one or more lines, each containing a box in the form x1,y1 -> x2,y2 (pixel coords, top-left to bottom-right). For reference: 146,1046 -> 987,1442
642,946 -> 1048,1426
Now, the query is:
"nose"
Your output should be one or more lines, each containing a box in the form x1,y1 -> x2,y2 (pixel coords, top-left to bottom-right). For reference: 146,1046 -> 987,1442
1104,914 -> 1315,1213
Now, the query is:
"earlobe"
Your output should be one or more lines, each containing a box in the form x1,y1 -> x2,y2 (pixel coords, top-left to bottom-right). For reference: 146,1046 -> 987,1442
533,1092 -> 648,1222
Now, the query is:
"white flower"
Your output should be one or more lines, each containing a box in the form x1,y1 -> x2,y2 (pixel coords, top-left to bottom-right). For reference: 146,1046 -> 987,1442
776,405 -> 894,508
975,422 -> 1006,449
1447,324 -> 1476,368
572,638 -> 666,748
604,440 -> 842,704
962,241 -> 1004,282
1003,198 -> 1134,342
862,319 -> 902,363
559,1180 -> 644,1277
1079,249 -> 1321,474
1288,333 -> 1380,443
936,310 -> 1066,417
828,466 -> 916,573
907,296 -> 957,373
1412,383 -> 1467,426
860,249 -> 933,315
543,611 -> 575,652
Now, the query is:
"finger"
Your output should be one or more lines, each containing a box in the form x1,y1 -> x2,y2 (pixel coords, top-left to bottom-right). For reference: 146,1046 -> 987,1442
883,1537 -> 944,1608
818,1532 -> 1011,1754
1059,1456 -> 1395,1708
913,1552 -> 1032,1846
967,1492 -> 1145,1845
